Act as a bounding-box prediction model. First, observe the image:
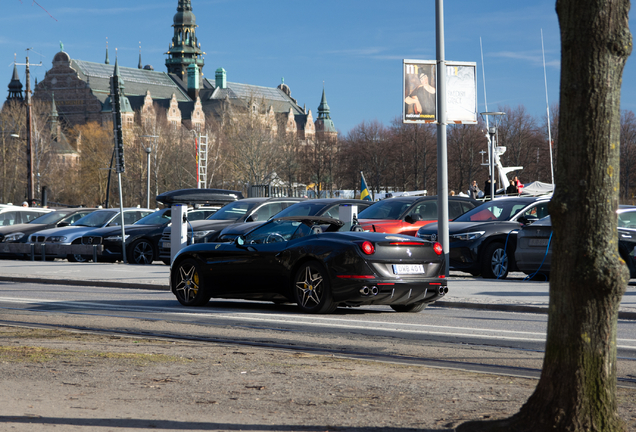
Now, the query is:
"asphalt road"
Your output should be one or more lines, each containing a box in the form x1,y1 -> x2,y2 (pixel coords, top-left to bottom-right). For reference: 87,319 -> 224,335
1,280 -> 635,387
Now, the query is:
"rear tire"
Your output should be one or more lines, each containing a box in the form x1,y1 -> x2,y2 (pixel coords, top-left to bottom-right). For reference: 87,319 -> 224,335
391,302 -> 427,313
173,259 -> 210,306
481,242 -> 509,279
293,261 -> 337,314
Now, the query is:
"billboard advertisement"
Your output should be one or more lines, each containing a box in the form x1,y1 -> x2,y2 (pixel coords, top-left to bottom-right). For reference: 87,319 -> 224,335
403,60 -> 477,124
445,61 -> 477,124
403,60 -> 437,123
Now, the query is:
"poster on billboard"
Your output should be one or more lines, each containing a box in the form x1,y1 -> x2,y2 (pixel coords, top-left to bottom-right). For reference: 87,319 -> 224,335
403,60 -> 477,124
445,61 -> 477,124
403,60 -> 437,124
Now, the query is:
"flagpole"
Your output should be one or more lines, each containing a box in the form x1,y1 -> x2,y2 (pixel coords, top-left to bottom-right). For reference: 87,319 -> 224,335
360,171 -> 372,201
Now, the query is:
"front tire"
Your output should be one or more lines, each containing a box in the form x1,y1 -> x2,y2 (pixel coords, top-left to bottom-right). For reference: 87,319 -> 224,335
68,253 -> 90,263
129,239 -> 154,265
391,302 -> 427,313
293,262 -> 336,314
481,242 -> 509,279
173,259 -> 210,306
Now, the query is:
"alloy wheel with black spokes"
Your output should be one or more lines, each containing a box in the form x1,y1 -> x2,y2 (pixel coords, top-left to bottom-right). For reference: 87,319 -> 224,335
173,259 -> 210,306
293,261 -> 336,314
129,239 -> 154,265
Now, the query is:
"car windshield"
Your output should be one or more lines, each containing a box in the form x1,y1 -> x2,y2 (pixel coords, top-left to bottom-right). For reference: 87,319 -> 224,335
72,210 -> 117,227
245,220 -> 308,244
274,202 -> 327,218
618,210 -> 636,228
28,211 -> 72,224
133,209 -> 171,225
358,199 -> 415,220
454,200 -> 532,222
206,201 -> 259,221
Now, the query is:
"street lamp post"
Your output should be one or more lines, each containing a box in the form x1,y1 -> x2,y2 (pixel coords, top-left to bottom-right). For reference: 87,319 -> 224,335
480,112 -> 506,201
144,146 -> 151,209
140,135 -> 158,209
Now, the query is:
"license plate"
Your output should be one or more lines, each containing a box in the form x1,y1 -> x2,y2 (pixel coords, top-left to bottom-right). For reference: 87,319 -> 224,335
529,239 -> 549,247
393,264 -> 425,275
162,242 -> 171,249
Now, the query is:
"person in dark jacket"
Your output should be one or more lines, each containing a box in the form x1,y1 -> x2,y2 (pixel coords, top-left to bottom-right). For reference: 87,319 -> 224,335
506,179 -> 518,195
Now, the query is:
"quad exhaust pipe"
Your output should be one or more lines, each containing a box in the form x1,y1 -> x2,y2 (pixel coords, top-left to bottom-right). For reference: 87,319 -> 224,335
359,286 -> 446,296
359,286 -> 379,296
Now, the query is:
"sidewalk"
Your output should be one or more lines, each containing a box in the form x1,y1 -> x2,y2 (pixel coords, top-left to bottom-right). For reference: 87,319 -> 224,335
0,260 -> 634,318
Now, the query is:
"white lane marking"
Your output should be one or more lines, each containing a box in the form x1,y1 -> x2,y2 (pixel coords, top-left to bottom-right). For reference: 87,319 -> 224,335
1,296 -> 635,349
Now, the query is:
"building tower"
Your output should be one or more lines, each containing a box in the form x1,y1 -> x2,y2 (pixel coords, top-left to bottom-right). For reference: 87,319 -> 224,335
165,0 -> 205,87
7,63 -> 24,102
314,87 -> 337,139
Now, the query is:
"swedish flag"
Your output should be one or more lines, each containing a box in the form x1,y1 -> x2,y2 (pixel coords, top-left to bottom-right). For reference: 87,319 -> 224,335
360,172 -> 371,201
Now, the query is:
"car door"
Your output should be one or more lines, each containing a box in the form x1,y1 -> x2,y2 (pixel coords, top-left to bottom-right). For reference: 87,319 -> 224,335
231,220 -> 300,294
402,201 -> 437,236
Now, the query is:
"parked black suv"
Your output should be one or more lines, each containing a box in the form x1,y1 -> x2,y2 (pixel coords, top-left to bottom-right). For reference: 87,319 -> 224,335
417,196 -> 551,278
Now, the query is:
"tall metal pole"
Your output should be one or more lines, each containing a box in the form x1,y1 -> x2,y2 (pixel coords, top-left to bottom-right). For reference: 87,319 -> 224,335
141,135 -> 158,209
25,57 -> 34,206
16,52 -> 42,205
435,0 -> 449,276
146,147 -> 151,208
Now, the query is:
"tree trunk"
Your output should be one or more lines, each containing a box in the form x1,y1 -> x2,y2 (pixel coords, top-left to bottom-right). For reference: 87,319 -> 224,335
457,1 -> 632,431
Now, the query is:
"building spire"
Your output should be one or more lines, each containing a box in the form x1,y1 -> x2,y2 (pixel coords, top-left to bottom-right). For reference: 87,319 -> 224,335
50,92 -> 59,138
165,0 -> 204,86
138,42 -> 143,69
105,37 -> 110,64
7,57 -> 24,102
315,84 -> 336,136
317,86 -> 331,120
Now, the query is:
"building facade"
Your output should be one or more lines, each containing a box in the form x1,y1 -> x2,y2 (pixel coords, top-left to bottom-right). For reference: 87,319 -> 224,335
7,0 -> 336,144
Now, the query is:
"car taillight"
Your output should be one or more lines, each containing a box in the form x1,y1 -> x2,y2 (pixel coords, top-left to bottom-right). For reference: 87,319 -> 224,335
361,241 -> 375,255
433,242 -> 443,255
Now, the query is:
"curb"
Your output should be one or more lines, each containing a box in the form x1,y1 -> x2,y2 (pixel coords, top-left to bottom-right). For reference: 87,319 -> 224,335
433,300 -> 636,321
0,276 -> 169,291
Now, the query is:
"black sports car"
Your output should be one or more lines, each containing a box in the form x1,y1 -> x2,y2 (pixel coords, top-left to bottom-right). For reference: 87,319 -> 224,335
417,196 -> 551,278
171,216 -> 447,314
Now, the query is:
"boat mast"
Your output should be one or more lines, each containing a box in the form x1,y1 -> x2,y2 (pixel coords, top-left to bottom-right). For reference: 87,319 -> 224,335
541,29 -> 555,185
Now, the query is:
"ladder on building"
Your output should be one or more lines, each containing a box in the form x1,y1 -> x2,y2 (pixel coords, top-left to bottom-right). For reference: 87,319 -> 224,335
197,134 -> 208,189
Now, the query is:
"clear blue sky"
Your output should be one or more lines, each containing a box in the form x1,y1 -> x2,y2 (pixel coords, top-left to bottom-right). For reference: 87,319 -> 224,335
2,0 -> 635,134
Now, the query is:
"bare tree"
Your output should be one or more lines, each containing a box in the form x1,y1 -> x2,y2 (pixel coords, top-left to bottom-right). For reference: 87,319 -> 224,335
447,122 -> 487,194
458,0 -> 632,430
389,118 -> 437,192
620,110 -> 636,203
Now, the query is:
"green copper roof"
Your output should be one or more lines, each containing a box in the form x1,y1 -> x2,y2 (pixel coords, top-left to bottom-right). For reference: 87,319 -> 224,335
317,87 -> 331,119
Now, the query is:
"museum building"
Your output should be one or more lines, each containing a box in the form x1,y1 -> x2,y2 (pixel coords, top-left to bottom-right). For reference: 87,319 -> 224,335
6,0 -> 336,146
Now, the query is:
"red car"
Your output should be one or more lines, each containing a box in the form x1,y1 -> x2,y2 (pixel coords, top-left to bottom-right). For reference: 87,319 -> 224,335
358,196 -> 479,236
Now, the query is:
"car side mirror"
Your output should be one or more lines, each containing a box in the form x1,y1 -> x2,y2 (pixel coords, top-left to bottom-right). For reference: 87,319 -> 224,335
405,215 -> 414,224
235,235 -> 256,251
518,216 -> 536,226
58,222 -> 70,227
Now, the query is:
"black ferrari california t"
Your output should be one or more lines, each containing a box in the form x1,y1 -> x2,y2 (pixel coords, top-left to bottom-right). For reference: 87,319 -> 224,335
170,216 -> 447,314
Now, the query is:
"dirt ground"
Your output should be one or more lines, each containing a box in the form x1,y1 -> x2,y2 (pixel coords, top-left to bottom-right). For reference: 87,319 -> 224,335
1,326 -> 635,432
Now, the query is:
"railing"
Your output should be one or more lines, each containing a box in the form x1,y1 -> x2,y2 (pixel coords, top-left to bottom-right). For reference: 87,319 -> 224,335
0,243 -> 103,261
